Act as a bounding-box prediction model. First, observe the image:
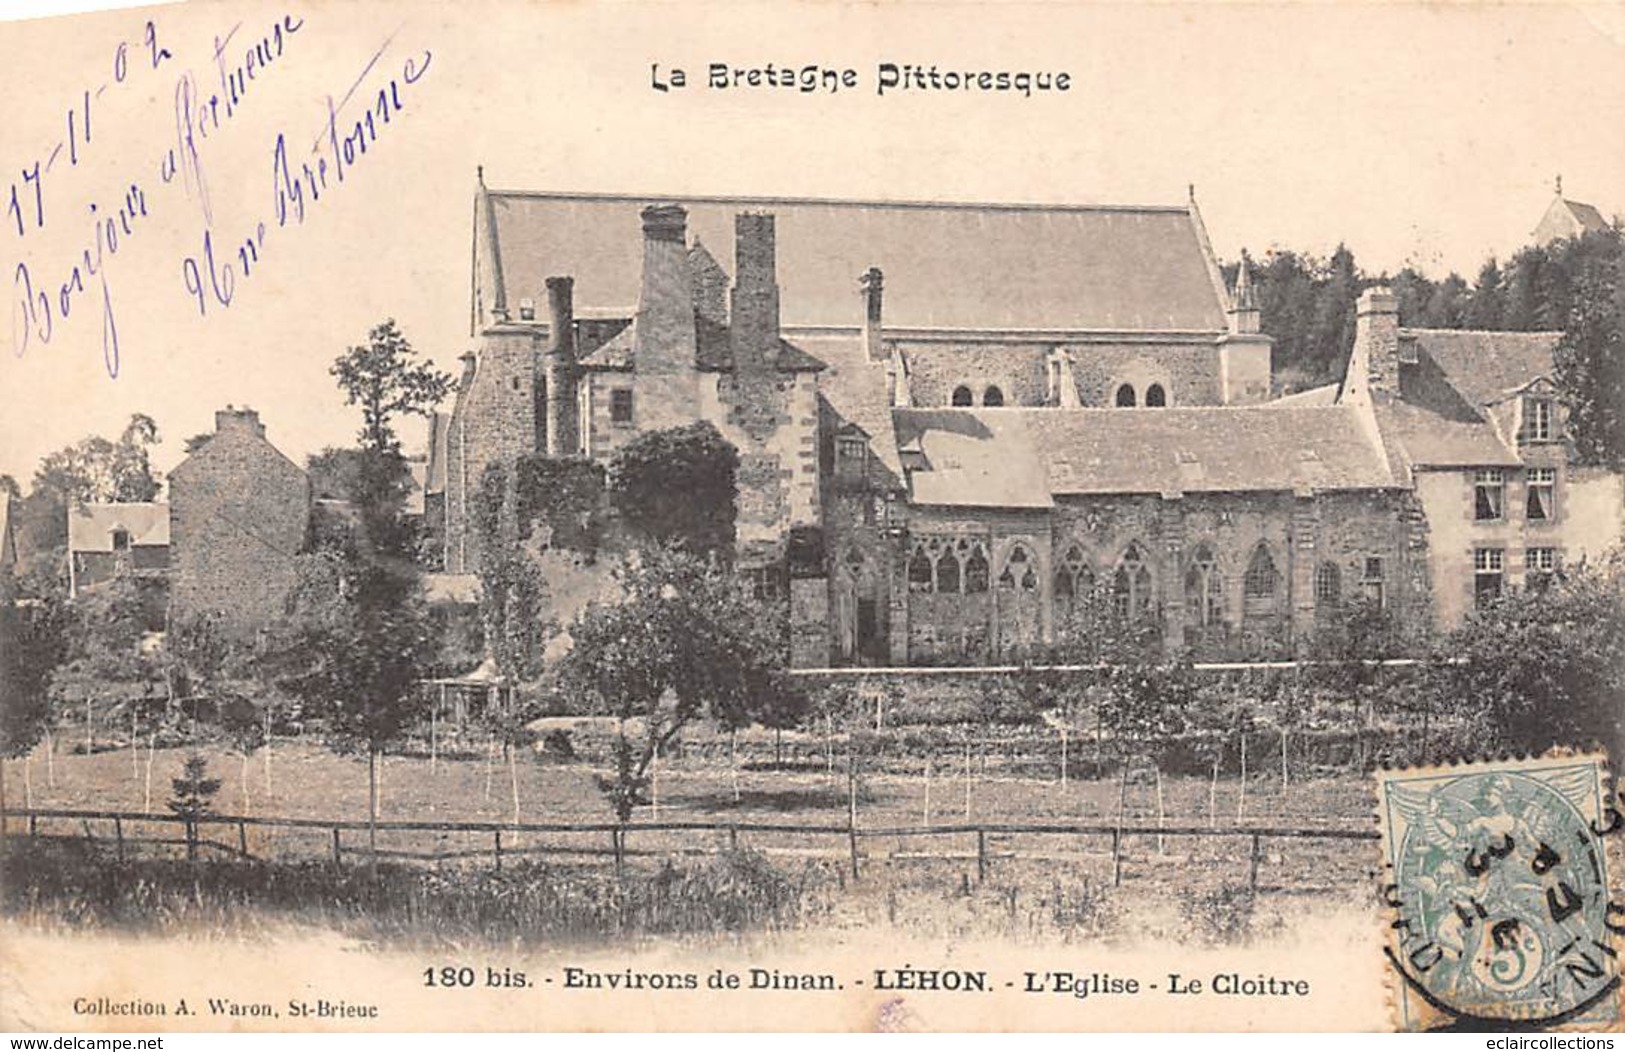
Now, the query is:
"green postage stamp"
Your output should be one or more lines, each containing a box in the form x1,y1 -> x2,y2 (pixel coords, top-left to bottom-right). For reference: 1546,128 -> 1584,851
1378,754 -> 1625,1031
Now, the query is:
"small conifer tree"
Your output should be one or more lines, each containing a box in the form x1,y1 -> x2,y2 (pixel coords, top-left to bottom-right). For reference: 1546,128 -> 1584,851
168,753 -> 220,861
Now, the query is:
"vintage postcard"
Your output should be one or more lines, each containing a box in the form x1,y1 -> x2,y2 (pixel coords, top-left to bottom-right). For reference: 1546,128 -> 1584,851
1,0 -> 1623,1034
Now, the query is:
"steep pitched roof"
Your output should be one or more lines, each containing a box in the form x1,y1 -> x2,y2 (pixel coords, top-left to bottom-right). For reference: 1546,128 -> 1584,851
1373,329 -> 1560,468
69,503 -> 170,552
891,406 -> 1393,506
1564,200 -> 1610,233
1405,329 -> 1558,408
474,191 -> 1229,334
1269,382 -> 1340,407
798,334 -> 904,487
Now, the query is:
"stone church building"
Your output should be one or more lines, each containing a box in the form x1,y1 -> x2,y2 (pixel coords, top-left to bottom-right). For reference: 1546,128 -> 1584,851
431,175 -> 1624,667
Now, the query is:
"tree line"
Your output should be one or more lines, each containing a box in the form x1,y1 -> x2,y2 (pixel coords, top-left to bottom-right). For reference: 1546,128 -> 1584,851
1233,224 -> 1624,466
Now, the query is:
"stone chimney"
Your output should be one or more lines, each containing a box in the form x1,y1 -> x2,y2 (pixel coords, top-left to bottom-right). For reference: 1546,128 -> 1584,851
730,212 -> 781,373
544,276 -> 578,456
861,267 -> 884,362
634,204 -> 697,376
1355,286 -> 1401,396
214,406 -> 265,439
1227,251 -> 1261,335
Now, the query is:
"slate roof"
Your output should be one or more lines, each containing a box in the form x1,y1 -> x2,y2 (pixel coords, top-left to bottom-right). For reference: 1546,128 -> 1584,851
798,334 -> 904,487
476,190 -> 1229,333
1405,329 -> 1558,408
1269,382 -> 1339,407
1375,329 -> 1560,469
891,406 -> 1394,506
69,503 -> 170,552
1564,200 -> 1610,233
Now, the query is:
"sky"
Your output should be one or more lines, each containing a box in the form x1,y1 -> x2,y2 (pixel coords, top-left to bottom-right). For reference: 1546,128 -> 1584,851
1,0 -> 1622,486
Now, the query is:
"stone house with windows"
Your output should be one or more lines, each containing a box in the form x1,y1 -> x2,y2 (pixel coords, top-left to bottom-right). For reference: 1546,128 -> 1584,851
434,175 -> 1624,666
1341,290 -> 1625,629
166,407 -> 311,637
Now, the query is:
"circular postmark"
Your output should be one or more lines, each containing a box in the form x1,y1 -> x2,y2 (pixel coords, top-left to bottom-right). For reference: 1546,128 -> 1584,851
1381,764 -> 1621,1031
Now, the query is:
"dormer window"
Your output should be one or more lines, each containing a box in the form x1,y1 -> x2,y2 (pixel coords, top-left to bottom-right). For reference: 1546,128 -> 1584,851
111,528 -> 130,552
1524,397 -> 1553,442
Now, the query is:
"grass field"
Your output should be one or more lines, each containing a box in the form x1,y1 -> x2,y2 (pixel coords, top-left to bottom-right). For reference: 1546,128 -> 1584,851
0,728 -> 1379,917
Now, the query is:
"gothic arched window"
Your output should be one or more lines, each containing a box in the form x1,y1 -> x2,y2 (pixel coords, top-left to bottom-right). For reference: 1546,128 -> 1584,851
1115,383 -> 1137,408
1145,383 -> 1167,407
1244,543 -> 1280,616
938,548 -> 962,594
998,544 -> 1038,591
962,541 -> 990,594
908,544 -> 935,593
1185,543 -> 1224,626
951,385 -> 974,407
1113,542 -> 1153,620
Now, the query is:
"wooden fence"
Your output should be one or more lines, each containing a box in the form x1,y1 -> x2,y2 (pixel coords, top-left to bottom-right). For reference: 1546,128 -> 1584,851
0,806 -> 1378,892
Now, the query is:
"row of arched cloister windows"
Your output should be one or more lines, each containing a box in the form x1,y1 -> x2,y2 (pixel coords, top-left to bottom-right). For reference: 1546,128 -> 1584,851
907,538 -> 1363,623
1115,382 -> 1168,407
951,385 -> 1004,407
946,383 -> 1166,408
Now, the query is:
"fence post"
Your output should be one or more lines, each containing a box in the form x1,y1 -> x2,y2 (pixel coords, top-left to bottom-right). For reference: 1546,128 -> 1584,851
976,829 -> 987,884
29,814 -> 37,838
238,820 -> 249,858
846,753 -> 861,882
114,817 -> 125,863
1111,828 -> 1122,887
331,828 -> 342,864
1249,832 -> 1262,892
728,825 -> 738,853
494,829 -> 503,872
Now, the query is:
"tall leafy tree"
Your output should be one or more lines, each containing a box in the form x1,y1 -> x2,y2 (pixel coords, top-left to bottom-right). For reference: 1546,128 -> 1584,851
1553,231 -> 1625,466
16,414 -> 163,562
0,566 -> 72,821
1465,259 -> 1506,330
266,550 -> 434,856
561,547 -> 795,823
330,320 -> 452,455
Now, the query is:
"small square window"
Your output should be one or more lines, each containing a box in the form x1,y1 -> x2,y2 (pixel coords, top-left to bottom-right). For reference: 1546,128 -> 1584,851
610,389 -> 634,426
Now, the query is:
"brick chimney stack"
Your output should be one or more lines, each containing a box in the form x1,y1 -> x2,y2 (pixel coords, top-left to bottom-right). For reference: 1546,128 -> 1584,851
544,276 -> 578,456
1355,286 -> 1401,396
214,406 -> 265,439
861,267 -> 884,362
730,212 -> 781,373
634,204 -> 697,378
